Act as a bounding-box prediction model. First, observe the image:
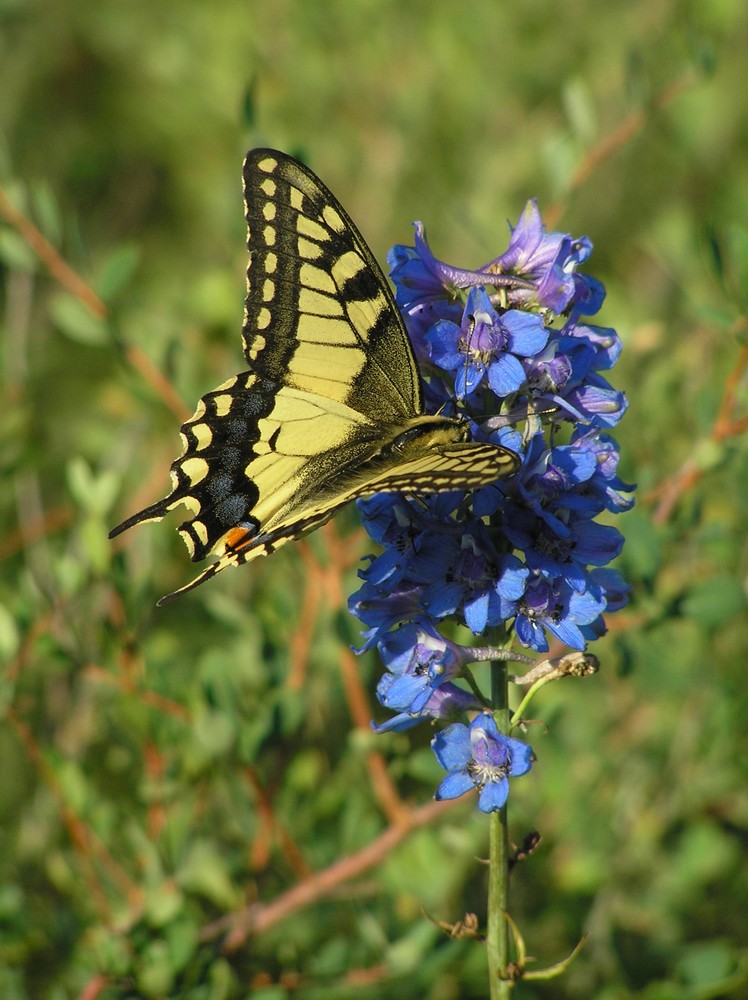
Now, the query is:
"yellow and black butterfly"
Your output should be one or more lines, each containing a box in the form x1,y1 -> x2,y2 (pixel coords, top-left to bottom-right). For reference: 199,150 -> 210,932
110,149 -> 519,603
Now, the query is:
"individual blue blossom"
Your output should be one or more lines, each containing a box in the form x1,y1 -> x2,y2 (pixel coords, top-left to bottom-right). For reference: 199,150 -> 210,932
388,220 -> 528,311
520,331 -> 628,431
561,430 -> 635,515
487,200 -> 601,315
502,490 -> 625,584
432,712 -> 534,812
349,583 -> 425,651
374,682 -> 483,734
386,224 -> 467,362
372,619 -> 533,730
375,619 -> 464,717
587,566 -> 631,616
512,574 -> 608,652
562,321 -> 623,370
349,497 -> 530,646
502,429 -> 632,527
426,287 -> 549,400
561,372 -> 629,429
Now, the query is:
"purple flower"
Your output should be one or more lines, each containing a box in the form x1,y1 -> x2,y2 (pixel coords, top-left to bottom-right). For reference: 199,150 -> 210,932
387,202 -> 598,361
374,682 -> 482,734
432,712 -> 534,812
487,200 -> 597,313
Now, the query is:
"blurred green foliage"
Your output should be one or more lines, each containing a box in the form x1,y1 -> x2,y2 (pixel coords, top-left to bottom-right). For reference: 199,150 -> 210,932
2,1 -> 748,998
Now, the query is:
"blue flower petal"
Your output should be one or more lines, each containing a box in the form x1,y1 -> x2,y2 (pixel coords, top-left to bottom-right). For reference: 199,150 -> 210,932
487,353 -> 526,397
435,771 -> 475,801
431,723 -> 472,770
477,778 -> 509,812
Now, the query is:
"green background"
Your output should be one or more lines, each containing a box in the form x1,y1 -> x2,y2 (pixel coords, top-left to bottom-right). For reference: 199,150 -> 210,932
2,1 -> 747,997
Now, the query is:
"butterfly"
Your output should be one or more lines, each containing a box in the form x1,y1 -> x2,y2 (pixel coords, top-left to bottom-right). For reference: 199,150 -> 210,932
110,149 -> 520,604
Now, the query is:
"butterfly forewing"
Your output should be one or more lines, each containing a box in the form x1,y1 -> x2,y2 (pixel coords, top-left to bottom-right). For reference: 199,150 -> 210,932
243,150 -> 422,417
109,149 -> 519,602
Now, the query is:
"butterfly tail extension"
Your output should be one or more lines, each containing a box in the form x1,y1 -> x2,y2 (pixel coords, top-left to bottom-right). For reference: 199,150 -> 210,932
155,558 -> 230,606
155,522 -> 305,605
108,497 -> 174,539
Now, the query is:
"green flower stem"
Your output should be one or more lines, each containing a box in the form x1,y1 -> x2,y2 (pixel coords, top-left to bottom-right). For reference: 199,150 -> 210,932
487,657 -> 513,999
511,673 -> 555,726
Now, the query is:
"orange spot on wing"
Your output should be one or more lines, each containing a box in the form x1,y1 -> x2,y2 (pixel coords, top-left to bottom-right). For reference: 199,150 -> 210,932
224,526 -> 256,553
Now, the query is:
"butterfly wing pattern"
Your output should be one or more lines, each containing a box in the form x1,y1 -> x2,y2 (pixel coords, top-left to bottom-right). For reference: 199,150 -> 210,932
110,149 -> 519,603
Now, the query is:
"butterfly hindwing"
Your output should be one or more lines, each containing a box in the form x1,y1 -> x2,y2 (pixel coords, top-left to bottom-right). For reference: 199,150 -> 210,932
153,433 -> 517,605
110,149 -> 520,602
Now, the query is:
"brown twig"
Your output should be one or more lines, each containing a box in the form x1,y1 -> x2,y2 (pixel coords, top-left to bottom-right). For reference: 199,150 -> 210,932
6,707 -> 142,912
243,764 -> 312,879
0,505 -> 74,561
339,645 -> 411,827
0,182 -> 188,420
648,334 -> 748,523
287,542 -> 325,691
122,342 -> 191,421
143,740 -> 168,841
76,975 -> 112,1000
3,606 -> 58,685
83,662 -> 191,721
0,185 -> 107,317
200,797 -> 460,952
320,520 -> 410,826
544,68 -> 700,228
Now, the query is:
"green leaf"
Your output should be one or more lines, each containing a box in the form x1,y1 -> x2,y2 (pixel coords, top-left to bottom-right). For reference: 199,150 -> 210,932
619,510 -> 662,581
66,456 -> 120,516
165,917 -> 199,974
176,840 -> 241,909
136,939 -> 175,998
193,707 -> 236,757
96,243 -> 141,301
0,228 -> 37,271
0,603 -> 20,661
49,291 -> 109,346
31,180 -> 62,244
143,883 -> 184,928
676,939 -> 739,987
682,574 -> 746,627
242,79 -> 257,127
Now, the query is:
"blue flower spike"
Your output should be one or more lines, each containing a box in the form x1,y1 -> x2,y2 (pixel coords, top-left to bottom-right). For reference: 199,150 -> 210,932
432,712 -> 534,813
351,194 -> 632,808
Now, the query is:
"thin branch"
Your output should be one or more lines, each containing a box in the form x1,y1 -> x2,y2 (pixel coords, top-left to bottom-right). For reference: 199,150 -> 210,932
200,797 -> 461,951
83,662 -> 191,721
6,707 -> 142,911
0,182 -> 188,420
339,645 -> 411,827
287,542 -> 325,691
321,520 -> 410,826
545,68 -> 700,228
242,764 -> 312,879
648,334 -> 748,524
0,185 -> 107,317
3,606 -> 58,685
0,505 -> 74,560
76,975 -> 112,1000
122,342 -> 191,421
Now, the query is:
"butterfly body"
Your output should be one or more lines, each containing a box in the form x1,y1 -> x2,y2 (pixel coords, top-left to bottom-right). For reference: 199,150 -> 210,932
111,150 -> 519,603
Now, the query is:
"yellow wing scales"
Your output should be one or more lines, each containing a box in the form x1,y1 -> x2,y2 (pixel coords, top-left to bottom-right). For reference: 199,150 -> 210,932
109,149 -> 520,603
